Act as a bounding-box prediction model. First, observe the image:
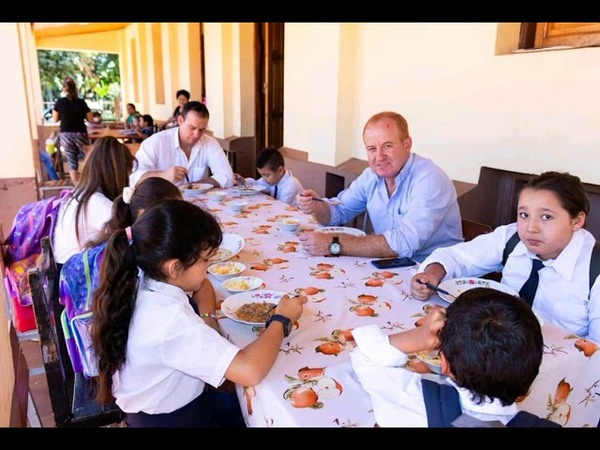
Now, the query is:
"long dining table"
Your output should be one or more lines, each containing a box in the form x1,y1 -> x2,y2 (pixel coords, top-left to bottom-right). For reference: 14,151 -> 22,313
186,187 -> 600,428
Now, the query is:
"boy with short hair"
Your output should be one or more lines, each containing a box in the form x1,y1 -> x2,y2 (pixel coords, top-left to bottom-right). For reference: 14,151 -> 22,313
350,288 -> 558,427
234,147 -> 304,206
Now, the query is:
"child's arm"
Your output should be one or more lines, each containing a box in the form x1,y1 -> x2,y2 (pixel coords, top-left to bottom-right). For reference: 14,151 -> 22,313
224,294 -> 307,386
191,279 -> 219,332
388,306 -> 445,354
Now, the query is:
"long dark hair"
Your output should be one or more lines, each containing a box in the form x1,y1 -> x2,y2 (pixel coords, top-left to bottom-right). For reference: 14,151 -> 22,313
63,136 -> 136,245
85,177 -> 182,248
91,199 -> 222,404
63,77 -> 78,101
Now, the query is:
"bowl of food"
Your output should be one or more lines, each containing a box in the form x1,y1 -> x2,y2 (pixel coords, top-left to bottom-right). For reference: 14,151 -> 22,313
207,261 -> 246,281
227,200 -> 249,213
416,350 -> 443,374
222,276 -> 263,293
206,189 -> 227,202
276,217 -> 301,232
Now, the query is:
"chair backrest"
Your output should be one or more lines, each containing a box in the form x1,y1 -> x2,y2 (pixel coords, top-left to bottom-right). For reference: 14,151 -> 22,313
461,218 -> 492,242
28,237 -> 123,427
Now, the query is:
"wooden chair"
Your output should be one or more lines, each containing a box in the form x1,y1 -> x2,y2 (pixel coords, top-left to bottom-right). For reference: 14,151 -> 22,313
461,218 -> 492,242
28,237 -> 123,427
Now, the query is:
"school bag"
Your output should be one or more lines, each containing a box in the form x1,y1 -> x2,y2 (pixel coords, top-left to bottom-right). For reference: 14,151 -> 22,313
502,231 -> 600,292
58,242 -> 106,377
421,378 -> 561,427
3,190 -> 71,332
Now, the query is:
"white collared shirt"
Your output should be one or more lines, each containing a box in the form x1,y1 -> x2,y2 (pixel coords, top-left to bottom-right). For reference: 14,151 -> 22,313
129,127 -> 234,188
52,192 -> 113,264
112,276 -> 240,414
325,153 -> 463,262
419,223 -> 600,342
349,324 -> 519,427
245,169 -> 304,206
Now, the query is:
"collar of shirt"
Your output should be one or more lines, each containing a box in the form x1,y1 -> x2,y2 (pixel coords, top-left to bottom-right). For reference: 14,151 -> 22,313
172,128 -> 207,159
512,229 -> 585,282
448,378 -> 520,422
142,276 -> 189,304
375,152 -> 416,199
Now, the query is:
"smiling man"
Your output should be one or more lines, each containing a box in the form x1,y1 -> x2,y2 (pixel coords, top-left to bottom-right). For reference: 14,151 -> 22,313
129,101 -> 234,188
297,111 -> 463,261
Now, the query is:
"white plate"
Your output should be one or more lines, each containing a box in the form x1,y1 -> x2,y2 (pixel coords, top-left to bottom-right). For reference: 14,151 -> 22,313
210,233 -> 245,262
316,226 -> 366,237
222,276 -> 263,293
221,290 -> 287,326
181,183 -> 213,194
233,185 -> 264,196
437,277 -> 518,303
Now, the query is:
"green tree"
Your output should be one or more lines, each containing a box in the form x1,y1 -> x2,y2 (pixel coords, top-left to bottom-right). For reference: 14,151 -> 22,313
38,49 -> 120,120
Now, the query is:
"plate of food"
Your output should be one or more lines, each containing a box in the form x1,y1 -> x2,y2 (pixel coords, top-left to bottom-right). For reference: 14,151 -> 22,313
436,277 -> 518,303
181,183 -> 213,195
210,233 -> 245,262
316,226 -> 366,237
233,185 -> 264,196
207,261 -> 246,281
220,289 -> 287,326
222,276 -> 263,293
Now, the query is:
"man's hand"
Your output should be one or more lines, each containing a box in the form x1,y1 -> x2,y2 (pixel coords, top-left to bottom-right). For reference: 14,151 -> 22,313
164,166 -> 189,184
298,230 -> 331,256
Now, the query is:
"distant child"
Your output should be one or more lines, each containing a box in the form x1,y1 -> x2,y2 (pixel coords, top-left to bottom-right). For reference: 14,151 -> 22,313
350,287 -> 555,427
87,111 -> 104,128
411,171 -> 600,344
233,147 -> 304,206
91,199 -> 307,427
139,114 -> 155,139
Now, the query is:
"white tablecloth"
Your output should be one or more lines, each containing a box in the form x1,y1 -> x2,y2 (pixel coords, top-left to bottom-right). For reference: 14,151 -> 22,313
188,188 -> 600,428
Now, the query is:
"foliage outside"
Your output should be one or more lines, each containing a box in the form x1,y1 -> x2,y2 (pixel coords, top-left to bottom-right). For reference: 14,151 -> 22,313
38,49 -> 121,121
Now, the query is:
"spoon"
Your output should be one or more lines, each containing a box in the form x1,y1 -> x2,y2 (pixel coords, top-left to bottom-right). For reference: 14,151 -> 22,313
185,174 -> 192,189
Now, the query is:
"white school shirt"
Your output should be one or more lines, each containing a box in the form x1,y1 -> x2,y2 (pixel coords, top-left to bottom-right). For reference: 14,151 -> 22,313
324,153 -> 463,262
349,324 -> 520,427
419,223 -> 600,343
245,169 -> 304,206
52,192 -> 113,264
113,277 -> 240,414
129,127 -> 234,188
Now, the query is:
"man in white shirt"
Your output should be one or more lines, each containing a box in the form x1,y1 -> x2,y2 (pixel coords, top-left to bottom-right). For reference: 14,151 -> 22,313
129,101 -> 234,188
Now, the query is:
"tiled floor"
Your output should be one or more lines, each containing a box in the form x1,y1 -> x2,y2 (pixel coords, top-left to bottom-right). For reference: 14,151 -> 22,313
20,336 -> 55,427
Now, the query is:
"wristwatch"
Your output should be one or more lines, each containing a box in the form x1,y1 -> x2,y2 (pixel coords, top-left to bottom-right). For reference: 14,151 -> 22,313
265,314 -> 292,337
329,236 -> 341,256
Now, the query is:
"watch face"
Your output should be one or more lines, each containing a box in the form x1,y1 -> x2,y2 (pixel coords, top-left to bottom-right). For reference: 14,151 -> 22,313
329,238 -> 341,256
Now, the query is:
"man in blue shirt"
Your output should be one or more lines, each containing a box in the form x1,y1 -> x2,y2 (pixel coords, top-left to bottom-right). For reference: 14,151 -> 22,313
297,111 -> 463,261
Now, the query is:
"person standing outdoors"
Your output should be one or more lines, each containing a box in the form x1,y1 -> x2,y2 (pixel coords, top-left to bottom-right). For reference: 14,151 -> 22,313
129,101 -> 234,188
297,111 -> 463,261
52,77 -> 94,182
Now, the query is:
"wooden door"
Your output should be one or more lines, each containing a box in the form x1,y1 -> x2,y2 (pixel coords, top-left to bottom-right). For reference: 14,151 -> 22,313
255,23 -> 285,160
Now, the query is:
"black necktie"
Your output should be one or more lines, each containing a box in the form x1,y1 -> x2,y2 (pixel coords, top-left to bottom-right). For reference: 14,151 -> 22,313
273,185 -> 278,199
519,259 -> 544,306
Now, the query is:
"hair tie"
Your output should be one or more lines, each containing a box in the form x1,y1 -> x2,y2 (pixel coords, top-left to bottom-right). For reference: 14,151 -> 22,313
125,226 -> 134,246
123,186 -> 135,205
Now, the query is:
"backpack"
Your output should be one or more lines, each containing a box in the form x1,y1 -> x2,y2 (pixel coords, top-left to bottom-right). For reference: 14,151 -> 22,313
58,242 -> 106,377
421,378 -> 561,428
3,190 -> 71,310
502,231 -> 600,293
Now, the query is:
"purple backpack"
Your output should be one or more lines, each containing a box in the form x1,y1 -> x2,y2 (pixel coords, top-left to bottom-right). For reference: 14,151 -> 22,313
3,190 -> 71,307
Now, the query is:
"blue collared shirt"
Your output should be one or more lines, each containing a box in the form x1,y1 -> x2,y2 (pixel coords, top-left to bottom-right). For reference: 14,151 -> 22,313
327,153 -> 463,261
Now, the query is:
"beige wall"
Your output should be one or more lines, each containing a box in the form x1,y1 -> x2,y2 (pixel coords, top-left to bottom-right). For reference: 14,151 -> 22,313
284,23 -> 600,185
